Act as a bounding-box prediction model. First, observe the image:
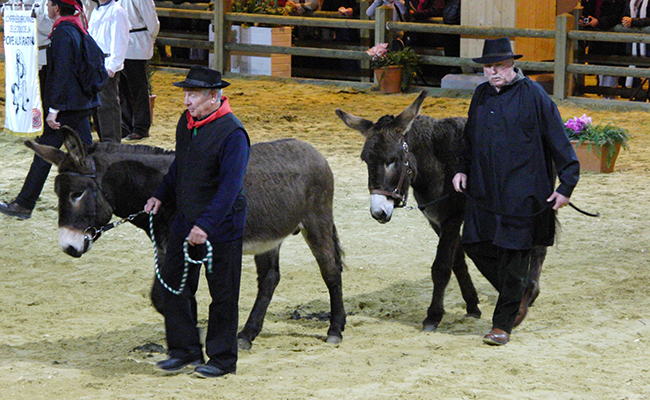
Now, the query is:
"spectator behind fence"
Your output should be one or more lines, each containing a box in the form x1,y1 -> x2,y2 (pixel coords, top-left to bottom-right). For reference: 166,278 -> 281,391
622,0 -> 650,89
88,0 -> 129,143
120,0 -> 160,141
320,0 -> 360,72
367,0 -> 407,21
580,0 -> 627,98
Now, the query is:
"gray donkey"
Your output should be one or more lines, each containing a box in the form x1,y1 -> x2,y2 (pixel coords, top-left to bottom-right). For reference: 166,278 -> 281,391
26,129 -> 345,349
336,91 -> 544,331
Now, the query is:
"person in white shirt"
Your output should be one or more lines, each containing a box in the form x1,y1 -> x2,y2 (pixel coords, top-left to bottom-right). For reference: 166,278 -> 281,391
88,0 -> 129,143
119,0 -> 159,141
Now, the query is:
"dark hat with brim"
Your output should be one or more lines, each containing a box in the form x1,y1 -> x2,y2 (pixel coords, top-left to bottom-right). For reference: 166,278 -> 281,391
173,65 -> 230,89
472,38 -> 523,64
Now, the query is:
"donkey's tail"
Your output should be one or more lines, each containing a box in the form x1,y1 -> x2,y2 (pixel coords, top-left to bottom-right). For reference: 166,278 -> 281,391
332,224 -> 345,272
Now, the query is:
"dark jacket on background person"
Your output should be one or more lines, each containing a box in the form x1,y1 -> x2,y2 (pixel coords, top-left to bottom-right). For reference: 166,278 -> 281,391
153,107 -> 250,242
581,0 -> 627,56
45,21 -> 101,111
458,69 -> 580,250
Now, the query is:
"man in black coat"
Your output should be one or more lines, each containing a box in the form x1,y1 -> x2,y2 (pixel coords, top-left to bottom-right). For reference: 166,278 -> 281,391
145,66 -> 250,377
452,38 -> 580,346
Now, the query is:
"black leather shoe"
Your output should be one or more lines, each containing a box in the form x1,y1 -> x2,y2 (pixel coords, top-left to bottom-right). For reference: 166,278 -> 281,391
0,200 -> 32,220
156,356 -> 202,372
193,364 -> 233,378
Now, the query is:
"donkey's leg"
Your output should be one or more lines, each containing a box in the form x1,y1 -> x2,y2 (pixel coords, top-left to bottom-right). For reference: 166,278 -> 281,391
451,242 -> 481,319
300,217 -> 346,344
422,222 -> 455,332
423,218 -> 480,331
237,246 -> 281,350
514,245 -> 546,328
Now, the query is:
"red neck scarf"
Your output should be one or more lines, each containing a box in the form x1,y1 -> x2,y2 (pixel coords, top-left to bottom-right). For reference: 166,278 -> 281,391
186,96 -> 232,131
50,15 -> 87,37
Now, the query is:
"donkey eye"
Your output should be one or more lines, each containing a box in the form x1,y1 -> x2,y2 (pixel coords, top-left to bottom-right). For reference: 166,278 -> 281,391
69,191 -> 85,202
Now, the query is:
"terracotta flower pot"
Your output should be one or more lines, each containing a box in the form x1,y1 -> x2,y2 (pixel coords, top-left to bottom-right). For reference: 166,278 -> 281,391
571,140 -> 622,173
375,66 -> 403,94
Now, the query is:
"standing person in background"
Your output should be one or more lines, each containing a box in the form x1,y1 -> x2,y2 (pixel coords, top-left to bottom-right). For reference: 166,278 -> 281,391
29,0 -> 54,99
580,0 -> 627,98
87,0 -> 129,143
452,38 -> 580,346
120,0 -> 159,141
0,0 -> 100,220
622,0 -> 650,90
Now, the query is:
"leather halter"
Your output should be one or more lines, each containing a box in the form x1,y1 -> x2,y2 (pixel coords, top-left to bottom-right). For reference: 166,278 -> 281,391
369,138 -> 414,208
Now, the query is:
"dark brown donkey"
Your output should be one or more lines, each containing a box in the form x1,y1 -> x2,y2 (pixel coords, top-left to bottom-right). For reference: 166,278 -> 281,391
336,91 -> 544,332
26,128 -> 345,349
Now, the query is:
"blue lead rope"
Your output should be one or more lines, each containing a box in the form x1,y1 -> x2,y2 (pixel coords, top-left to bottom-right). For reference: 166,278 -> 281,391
149,213 -> 213,295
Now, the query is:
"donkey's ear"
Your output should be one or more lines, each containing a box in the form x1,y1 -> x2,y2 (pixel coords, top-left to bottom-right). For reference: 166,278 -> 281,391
335,108 -> 375,137
393,91 -> 427,135
61,126 -> 87,166
24,140 -> 66,166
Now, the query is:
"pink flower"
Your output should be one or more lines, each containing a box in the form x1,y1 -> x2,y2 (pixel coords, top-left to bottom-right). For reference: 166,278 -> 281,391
565,114 -> 593,134
367,43 -> 388,59
578,113 -> 592,127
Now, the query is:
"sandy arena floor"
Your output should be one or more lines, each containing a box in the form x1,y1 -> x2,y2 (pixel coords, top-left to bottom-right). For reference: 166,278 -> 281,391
0,68 -> 649,399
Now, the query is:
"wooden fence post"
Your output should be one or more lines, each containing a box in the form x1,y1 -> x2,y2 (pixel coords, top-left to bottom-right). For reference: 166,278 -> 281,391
360,0 -> 370,82
213,0 -> 229,72
554,13 -> 574,100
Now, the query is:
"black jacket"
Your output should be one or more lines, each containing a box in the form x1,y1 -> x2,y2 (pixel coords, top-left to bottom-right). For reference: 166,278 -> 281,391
45,22 -> 101,111
581,0 -> 627,56
458,70 -> 580,250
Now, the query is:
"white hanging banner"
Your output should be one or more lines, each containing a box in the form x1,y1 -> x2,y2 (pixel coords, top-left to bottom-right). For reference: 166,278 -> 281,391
3,8 -> 43,136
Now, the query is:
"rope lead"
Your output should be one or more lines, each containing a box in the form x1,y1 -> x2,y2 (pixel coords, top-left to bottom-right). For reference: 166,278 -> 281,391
149,213 -> 213,295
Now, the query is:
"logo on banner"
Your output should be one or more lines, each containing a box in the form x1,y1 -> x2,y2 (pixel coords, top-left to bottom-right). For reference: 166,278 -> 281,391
32,107 -> 43,129
10,49 -> 30,114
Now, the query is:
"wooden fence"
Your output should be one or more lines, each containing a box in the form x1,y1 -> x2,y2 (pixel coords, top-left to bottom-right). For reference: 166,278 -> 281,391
155,1 -> 650,109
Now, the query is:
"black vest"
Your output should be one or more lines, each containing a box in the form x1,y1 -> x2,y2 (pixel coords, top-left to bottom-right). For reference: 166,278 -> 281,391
175,111 -> 250,228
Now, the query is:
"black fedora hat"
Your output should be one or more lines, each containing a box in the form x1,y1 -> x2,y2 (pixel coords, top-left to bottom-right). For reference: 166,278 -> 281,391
472,38 -> 523,64
173,66 -> 230,89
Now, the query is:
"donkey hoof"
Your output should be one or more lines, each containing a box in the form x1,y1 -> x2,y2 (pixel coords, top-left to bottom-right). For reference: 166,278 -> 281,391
326,335 -> 342,345
237,338 -> 253,351
422,323 -> 438,332
465,312 -> 481,319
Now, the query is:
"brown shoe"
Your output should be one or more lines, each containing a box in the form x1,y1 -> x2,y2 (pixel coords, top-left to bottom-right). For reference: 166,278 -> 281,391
0,200 -> 32,219
125,133 -> 149,141
483,328 -> 510,346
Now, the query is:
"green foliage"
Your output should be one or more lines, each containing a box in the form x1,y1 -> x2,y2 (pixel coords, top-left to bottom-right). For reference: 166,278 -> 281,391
231,0 -> 288,15
565,122 -> 630,168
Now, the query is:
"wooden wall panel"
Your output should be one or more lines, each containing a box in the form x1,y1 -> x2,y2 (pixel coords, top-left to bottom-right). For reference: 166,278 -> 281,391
516,0 -> 555,62
460,0 -> 569,62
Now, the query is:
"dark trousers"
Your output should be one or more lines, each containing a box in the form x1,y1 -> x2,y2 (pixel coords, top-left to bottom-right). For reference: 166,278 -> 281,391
161,216 -> 242,373
94,72 -> 122,143
15,109 -> 93,210
464,242 -> 531,334
119,59 -> 151,138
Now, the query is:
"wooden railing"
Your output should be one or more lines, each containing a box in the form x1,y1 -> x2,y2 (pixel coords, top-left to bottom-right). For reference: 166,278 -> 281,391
154,1 -> 650,108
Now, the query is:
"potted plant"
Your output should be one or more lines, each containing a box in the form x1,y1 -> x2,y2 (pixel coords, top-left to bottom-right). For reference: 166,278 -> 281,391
564,114 -> 630,173
367,43 -> 420,93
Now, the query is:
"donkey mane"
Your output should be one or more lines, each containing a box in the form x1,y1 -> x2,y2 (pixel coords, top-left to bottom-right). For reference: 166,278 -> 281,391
89,142 -> 175,156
